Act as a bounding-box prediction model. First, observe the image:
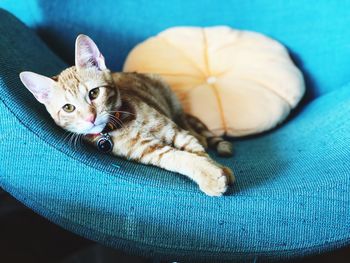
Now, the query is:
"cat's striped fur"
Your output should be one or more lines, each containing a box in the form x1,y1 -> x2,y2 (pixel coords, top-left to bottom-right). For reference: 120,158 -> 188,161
19,35 -> 234,196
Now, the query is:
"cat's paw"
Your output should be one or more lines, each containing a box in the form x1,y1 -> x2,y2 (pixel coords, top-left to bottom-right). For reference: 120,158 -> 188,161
197,165 -> 229,197
205,159 -> 235,185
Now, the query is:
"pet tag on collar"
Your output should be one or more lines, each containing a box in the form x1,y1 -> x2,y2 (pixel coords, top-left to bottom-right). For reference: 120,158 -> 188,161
96,133 -> 113,153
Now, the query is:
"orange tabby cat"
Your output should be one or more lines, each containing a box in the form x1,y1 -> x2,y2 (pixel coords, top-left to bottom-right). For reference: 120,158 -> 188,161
19,35 -> 234,196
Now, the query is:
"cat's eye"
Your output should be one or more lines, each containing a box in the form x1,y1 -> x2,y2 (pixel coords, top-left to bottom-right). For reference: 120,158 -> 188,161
89,88 -> 100,100
63,104 -> 76,113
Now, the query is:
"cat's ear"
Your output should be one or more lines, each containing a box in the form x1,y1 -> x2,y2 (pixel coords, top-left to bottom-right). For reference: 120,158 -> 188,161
75,34 -> 106,71
19,71 -> 55,104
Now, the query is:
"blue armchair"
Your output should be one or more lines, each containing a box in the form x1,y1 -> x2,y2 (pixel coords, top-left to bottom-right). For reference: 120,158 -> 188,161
0,1 -> 349,261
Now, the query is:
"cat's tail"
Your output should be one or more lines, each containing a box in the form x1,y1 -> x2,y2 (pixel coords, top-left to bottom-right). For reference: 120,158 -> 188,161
185,114 -> 233,157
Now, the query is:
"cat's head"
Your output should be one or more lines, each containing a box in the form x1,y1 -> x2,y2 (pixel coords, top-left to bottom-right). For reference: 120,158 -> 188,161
19,34 -> 120,134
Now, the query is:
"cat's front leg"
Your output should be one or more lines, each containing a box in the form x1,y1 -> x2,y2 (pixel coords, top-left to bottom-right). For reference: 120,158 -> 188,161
172,129 -> 235,184
172,129 -> 207,156
160,149 -> 232,196
167,151 -> 230,196
131,142 -> 230,196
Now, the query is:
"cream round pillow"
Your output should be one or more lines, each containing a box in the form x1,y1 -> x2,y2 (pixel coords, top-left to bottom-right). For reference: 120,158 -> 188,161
123,26 -> 305,136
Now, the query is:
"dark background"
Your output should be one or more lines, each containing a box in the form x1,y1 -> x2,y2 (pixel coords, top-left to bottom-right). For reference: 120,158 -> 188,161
1,188 -> 349,263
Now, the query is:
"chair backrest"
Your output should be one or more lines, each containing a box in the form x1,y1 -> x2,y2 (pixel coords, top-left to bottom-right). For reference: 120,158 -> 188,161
2,0 -> 350,99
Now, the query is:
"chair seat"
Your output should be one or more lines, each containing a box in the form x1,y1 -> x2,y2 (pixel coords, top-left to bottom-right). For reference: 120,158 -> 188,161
0,7 -> 349,262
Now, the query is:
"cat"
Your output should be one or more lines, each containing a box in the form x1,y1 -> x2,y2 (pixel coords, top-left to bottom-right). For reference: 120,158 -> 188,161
19,34 -> 234,196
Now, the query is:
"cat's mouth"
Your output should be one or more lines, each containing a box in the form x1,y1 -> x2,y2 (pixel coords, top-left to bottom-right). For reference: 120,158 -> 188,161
81,120 -> 108,135
87,124 -> 106,134
82,113 -> 111,134
82,108 -> 127,135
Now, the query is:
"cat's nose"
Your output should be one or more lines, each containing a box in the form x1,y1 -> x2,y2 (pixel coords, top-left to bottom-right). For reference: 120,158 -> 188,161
86,114 -> 96,124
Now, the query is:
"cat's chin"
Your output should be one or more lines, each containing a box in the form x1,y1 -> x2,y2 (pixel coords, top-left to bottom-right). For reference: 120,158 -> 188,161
84,124 -> 106,135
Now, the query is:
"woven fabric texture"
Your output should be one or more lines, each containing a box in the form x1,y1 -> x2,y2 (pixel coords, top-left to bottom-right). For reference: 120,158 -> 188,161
0,2 -> 350,261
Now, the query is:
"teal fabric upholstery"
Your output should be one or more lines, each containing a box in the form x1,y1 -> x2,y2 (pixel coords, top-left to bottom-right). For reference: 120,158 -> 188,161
0,1 -> 349,261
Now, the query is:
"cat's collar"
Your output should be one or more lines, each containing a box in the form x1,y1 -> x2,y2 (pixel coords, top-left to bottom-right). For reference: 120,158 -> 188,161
86,102 -> 134,153
85,111 -> 120,154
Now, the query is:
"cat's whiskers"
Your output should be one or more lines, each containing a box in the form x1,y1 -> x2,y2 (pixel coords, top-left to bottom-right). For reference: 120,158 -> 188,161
63,131 -> 83,151
76,134 -> 84,150
106,110 -> 146,129
73,134 -> 78,150
67,133 -> 76,149
62,131 -> 73,143
106,113 -> 125,129
108,110 -> 135,116
107,118 -> 121,128
72,133 -> 84,151
100,111 -> 124,128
